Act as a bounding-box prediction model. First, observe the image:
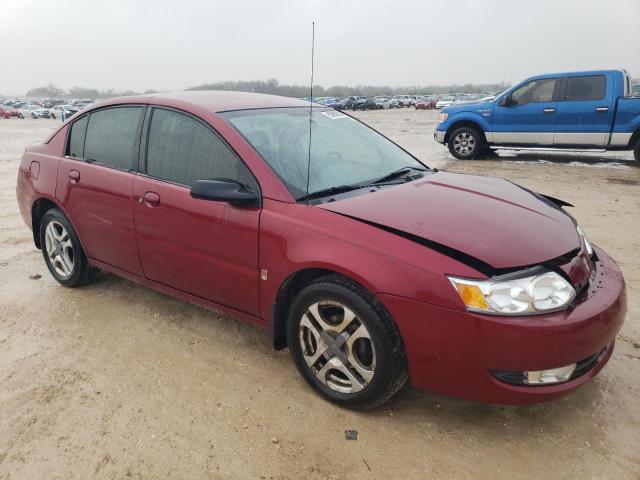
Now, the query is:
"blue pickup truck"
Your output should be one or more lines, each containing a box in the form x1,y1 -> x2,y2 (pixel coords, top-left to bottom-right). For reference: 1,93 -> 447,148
434,70 -> 640,163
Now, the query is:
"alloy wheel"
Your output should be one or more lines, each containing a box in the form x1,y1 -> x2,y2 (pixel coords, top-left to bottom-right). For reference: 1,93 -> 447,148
298,300 -> 376,394
44,220 -> 74,278
453,132 -> 476,156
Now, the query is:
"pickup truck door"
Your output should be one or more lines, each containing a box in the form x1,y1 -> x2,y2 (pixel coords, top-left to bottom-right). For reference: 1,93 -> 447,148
553,74 -> 613,146
491,77 -> 560,146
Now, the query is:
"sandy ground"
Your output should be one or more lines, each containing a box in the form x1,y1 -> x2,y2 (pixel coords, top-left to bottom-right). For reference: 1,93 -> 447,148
0,110 -> 639,479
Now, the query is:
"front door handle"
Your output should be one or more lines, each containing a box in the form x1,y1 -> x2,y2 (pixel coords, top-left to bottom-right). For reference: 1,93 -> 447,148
68,170 -> 80,183
140,191 -> 160,207
595,107 -> 609,113
543,108 -> 555,115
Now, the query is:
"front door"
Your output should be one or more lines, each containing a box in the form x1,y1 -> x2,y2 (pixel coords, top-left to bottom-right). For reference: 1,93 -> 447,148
56,106 -> 145,275
132,107 -> 261,315
492,77 -> 560,146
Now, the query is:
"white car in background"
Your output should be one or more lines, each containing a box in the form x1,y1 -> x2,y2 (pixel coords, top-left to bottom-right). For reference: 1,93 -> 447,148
392,95 -> 412,107
20,104 -> 51,118
435,96 -> 455,109
49,105 -> 78,119
374,96 -> 393,109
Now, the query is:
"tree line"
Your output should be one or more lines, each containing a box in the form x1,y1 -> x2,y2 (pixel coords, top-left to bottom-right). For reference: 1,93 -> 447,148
21,77 -> 640,99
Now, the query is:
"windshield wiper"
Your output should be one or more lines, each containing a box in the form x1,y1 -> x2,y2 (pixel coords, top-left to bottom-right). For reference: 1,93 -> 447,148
368,166 -> 429,185
297,184 -> 366,202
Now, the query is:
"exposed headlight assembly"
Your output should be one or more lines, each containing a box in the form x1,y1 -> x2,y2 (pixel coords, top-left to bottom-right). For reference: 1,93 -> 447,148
576,225 -> 593,256
448,269 -> 576,316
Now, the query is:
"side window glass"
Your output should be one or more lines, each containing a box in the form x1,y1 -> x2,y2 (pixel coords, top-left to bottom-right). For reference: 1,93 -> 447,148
564,76 -> 606,101
146,108 -> 256,189
84,107 -> 143,170
511,79 -> 557,105
67,115 -> 88,158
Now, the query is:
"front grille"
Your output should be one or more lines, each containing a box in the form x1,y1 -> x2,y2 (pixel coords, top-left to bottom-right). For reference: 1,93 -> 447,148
491,345 -> 608,387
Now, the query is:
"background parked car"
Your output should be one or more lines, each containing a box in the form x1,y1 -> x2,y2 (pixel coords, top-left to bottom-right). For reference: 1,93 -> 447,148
374,96 -> 393,109
19,105 -> 51,118
334,97 -> 357,110
50,105 -> 78,119
353,97 -> 378,110
0,105 -> 22,118
436,96 -> 455,109
392,95 -> 412,107
415,98 -> 437,110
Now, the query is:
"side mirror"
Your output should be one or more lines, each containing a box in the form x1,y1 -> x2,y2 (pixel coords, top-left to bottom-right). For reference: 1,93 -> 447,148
190,179 -> 259,207
500,96 -> 513,107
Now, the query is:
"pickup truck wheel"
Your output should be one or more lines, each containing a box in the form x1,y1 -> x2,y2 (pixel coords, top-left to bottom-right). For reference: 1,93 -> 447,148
448,127 -> 482,160
634,139 -> 640,164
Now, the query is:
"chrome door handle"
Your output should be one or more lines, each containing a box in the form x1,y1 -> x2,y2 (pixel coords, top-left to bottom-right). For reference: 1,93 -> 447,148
543,108 -> 555,114
595,107 -> 609,113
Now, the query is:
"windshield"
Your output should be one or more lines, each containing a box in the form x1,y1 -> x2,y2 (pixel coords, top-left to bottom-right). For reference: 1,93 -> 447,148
222,107 -> 427,200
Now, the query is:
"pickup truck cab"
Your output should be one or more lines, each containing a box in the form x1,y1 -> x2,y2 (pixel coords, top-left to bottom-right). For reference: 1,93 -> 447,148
434,70 -> 640,163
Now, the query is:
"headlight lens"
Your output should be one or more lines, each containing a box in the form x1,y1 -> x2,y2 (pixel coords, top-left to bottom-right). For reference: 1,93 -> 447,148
448,269 -> 576,316
576,225 -> 593,256
438,112 -> 448,123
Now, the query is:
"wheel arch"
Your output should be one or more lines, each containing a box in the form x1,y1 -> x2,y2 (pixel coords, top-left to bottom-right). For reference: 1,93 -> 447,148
628,126 -> 640,149
444,119 -> 487,145
271,267 -> 379,350
31,197 -> 62,249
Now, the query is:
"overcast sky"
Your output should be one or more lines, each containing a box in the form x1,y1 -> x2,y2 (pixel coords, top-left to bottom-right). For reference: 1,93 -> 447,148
1,0 -> 639,95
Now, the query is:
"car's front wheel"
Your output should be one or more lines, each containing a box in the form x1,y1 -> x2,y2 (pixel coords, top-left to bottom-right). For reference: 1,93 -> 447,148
287,274 -> 408,409
18,113 -> 24,119
40,208 -> 98,287
51,113 -> 56,119
447,126 -> 483,160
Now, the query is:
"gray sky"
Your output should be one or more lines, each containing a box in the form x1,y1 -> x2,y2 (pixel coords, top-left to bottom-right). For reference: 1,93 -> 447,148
1,0 -> 639,95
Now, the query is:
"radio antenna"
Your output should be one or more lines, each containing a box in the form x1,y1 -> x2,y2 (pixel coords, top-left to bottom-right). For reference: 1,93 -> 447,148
305,21 -> 315,205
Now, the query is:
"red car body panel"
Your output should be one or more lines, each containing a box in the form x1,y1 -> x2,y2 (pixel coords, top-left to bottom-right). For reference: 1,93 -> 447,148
0,106 -> 21,118
320,171 -> 580,270
15,91 -> 627,405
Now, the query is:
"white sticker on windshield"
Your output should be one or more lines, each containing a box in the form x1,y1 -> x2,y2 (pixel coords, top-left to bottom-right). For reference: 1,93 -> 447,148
321,110 -> 347,119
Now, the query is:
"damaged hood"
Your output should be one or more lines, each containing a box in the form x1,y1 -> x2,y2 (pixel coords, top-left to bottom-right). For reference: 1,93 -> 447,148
319,171 -> 580,271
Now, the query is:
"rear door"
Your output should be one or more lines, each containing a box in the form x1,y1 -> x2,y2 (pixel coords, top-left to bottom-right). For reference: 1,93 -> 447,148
492,77 -> 559,145
553,73 -> 612,146
132,107 -> 261,315
56,106 -> 145,274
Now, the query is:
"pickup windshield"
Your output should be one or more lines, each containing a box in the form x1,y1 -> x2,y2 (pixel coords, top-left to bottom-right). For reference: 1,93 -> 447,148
221,107 -> 428,200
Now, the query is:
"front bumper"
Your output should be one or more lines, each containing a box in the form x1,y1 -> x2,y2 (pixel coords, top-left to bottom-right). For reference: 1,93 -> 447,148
379,245 -> 626,404
434,130 -> 446,143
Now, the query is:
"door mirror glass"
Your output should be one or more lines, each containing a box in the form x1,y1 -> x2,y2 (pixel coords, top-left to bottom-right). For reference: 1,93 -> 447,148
190,179 -> 259,207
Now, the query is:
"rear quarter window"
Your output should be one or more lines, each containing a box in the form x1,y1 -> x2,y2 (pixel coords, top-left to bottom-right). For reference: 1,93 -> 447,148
67,115 -> 88,158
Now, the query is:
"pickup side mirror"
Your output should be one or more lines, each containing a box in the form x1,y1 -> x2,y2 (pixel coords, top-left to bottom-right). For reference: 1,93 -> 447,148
190,179 -> 259,207
500,96 -> 514,107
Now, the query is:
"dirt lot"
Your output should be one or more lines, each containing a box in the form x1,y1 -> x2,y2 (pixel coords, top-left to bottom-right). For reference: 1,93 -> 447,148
1,110 -> 639,479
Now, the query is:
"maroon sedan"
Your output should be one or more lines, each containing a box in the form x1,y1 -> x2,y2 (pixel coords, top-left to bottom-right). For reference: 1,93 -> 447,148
415,99 -> 437,110
16,92 -> 626,409
1,104 -> 22,118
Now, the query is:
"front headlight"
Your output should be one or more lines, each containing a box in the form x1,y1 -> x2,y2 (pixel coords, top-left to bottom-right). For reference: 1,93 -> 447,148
448,269 -> 576,316
438,112 -> 448,123
576,225 -> 593,256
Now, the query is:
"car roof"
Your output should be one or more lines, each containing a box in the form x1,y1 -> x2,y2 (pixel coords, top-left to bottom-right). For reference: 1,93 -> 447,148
96,90 -> 314,113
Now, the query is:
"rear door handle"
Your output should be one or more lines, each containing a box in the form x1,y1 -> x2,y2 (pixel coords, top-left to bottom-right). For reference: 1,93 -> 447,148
140,191 -> 160,207
595,107 -> 609,113
543,108 -> 555,115
68,170 -> 80,183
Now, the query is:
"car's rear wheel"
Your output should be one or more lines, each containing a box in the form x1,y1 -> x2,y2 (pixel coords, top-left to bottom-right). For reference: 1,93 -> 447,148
40,208 -> 98,287
448,126 -> 483,160
51,113 -> 56,119
287,274 -> 408,409
18,113 -> 24,119
634,138 -> 640,164
31,113 -> 37,119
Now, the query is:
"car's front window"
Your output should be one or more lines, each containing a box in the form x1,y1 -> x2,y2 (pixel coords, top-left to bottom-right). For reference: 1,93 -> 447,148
222,107 -> 428,200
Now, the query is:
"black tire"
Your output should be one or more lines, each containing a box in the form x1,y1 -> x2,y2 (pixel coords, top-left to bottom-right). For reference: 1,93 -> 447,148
51,113 -> 56,119
447,126 -> 483,160
40,208 -> 98,287
286,274 -> 408,410
18,113 -> 24,119
634,139 -> 640,164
